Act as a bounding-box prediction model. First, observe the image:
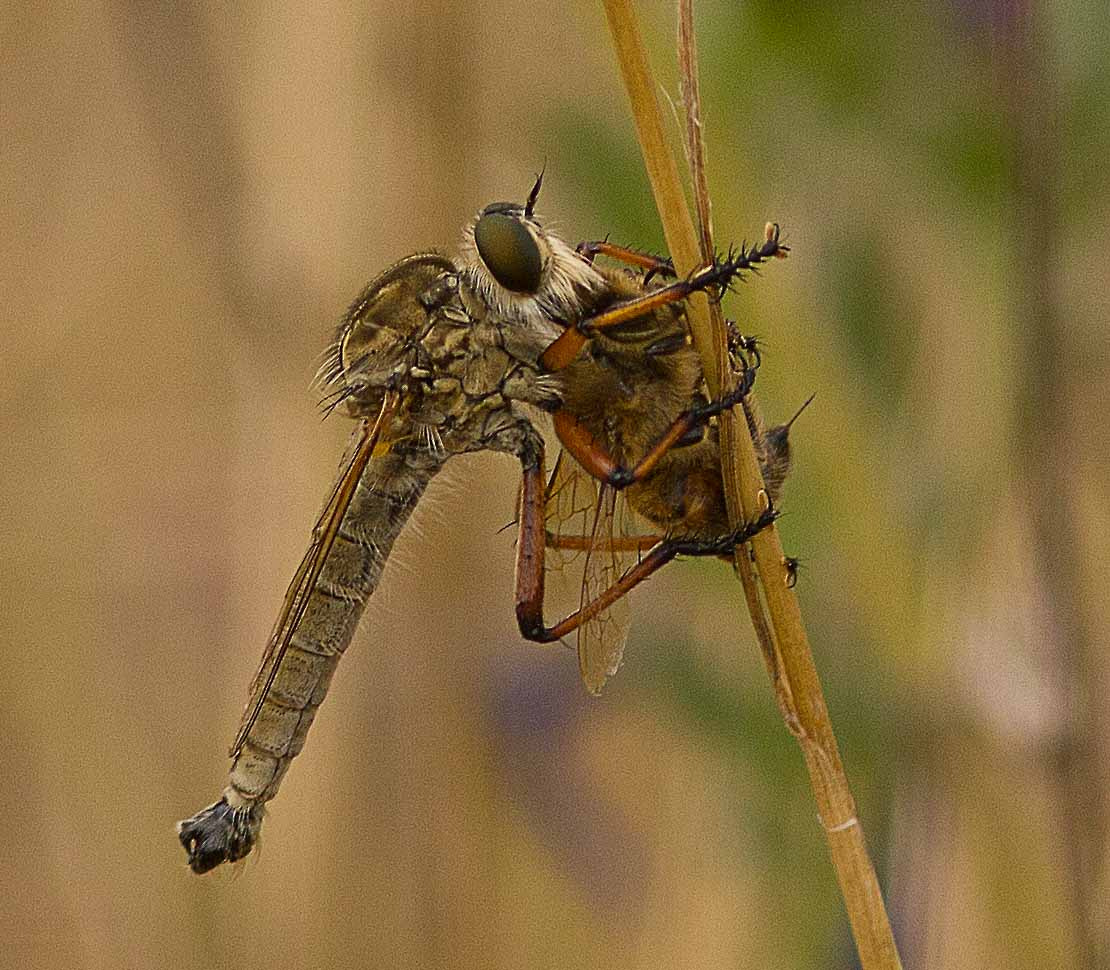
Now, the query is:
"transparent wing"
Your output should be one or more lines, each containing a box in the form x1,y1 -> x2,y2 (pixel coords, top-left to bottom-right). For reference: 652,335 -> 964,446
230,393 -> 398,757
541,449 -> 665,692
576,482 -> 634,694
542,449 -> 604,570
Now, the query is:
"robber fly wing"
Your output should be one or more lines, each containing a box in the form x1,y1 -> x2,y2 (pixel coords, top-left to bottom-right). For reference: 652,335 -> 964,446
542,448 -> 602,571
576,483 -> 633,694
230,393 -> 398,758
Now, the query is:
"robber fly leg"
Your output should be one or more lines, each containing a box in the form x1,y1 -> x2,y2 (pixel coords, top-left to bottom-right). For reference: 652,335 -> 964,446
516,494 -> 776,644
726,319 -> 762,372
515,454 -> 683,646
665,503 -> 779,559
575,240 -> 676,282
549,368 -> 754,491
515,441 -> 672,644
519,542 -> 680,643
514,447 -> 549,641
539,278 -> 714,372
541,226 -> 788,373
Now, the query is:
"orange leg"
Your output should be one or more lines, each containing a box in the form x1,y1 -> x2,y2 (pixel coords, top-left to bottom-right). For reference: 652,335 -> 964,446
550,366 -> 755,491
541,226 -> 789,372
576,240 -> 676,279
540,272 -> 718,372
515,449 -> 776,643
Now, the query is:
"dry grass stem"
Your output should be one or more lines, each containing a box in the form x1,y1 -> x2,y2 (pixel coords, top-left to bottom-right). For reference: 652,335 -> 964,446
602,1 -> 904,966
676,0 -> 788,711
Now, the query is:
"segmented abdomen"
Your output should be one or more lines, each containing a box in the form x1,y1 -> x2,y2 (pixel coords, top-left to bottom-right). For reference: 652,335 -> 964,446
177,448 -> 440,873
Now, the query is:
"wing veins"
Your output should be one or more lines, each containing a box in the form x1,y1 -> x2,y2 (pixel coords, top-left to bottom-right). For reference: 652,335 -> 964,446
229,392 -> 399,757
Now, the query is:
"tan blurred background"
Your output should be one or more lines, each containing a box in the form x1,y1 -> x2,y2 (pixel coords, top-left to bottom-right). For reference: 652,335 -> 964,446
3,2 -> 1108,968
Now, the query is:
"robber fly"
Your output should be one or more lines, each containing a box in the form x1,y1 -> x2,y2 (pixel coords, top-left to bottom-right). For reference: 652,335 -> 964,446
177,176 -> 783,873
177,198 -> 573,873
176,175 -> 691,874
467,208 -> 802,693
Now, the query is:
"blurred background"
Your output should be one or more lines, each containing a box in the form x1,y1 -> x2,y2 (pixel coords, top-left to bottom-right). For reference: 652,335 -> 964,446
3,1 -> 1107,968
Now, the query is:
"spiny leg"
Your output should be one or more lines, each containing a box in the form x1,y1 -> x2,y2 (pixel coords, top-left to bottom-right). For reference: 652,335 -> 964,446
542,226 -> 789,372
727,319 -> 762,372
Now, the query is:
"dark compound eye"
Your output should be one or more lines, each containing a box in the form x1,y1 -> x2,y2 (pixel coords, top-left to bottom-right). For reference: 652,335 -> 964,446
473,211 -> 542,293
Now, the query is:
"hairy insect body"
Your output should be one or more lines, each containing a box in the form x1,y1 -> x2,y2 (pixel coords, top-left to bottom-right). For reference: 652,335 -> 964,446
560,269 -> 728,536
560,265 -> 791,543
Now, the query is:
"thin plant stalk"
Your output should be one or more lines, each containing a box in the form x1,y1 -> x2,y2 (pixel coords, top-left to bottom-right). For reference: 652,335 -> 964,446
676,0 -> 788,713
600,1 -> 904,966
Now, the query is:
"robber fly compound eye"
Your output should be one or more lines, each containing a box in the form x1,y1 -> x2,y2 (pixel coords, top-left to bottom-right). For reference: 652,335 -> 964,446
473,210 -> 543,294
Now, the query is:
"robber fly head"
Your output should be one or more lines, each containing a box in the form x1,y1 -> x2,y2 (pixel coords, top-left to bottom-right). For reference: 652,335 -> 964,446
458,173 -> 605,336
